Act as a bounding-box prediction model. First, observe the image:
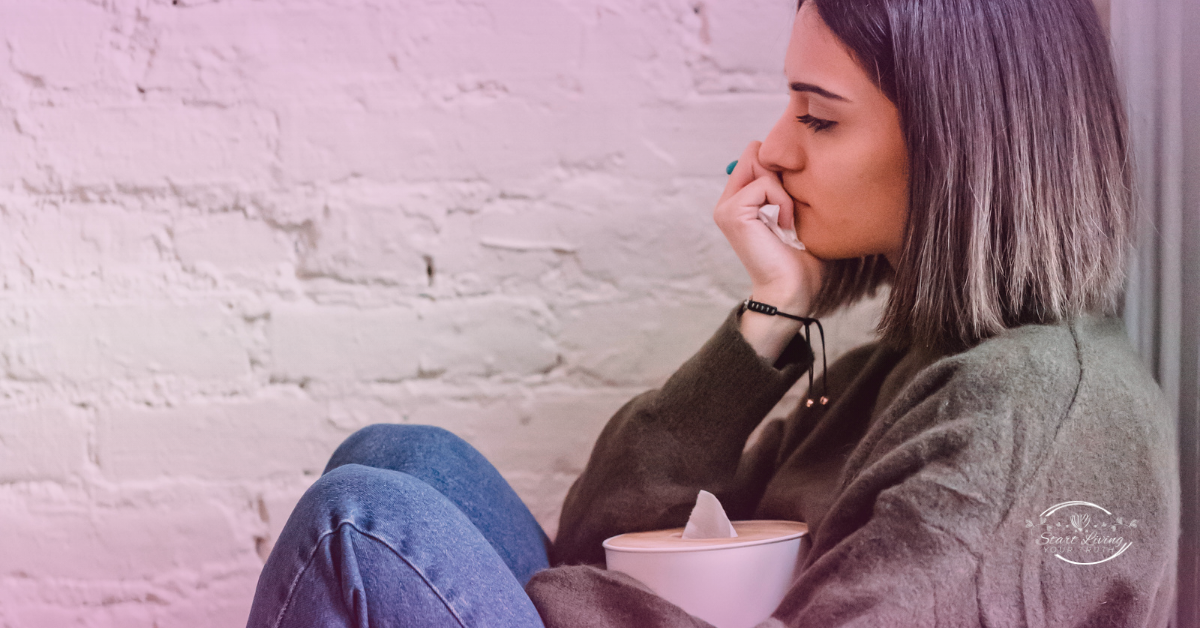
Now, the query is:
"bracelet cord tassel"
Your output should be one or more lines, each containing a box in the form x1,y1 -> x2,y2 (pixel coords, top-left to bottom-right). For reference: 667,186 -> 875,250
804,317 -> 828,407
744,299 -> 829,407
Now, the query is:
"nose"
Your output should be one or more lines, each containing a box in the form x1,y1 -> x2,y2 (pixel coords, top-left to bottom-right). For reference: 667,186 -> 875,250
758,109 -> 805,173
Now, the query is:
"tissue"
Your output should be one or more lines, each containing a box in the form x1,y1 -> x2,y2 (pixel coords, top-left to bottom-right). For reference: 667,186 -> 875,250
756,204 -> 805,251
681,490 -> 738,539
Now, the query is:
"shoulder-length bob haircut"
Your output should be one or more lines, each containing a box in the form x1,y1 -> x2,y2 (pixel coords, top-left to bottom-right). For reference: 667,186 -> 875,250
802,0 -> 1132,351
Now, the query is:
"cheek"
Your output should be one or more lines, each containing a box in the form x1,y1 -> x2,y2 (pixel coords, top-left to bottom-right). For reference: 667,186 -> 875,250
870,144 -> 911,235
840,131 -> 907,212
805,145 -> 889,223
796,139 -> 909,256
859,154 -> 908,222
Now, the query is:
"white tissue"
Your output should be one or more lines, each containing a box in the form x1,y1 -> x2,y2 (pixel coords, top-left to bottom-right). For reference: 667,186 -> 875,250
681,490 -> 738,539
756,204 -> 805,251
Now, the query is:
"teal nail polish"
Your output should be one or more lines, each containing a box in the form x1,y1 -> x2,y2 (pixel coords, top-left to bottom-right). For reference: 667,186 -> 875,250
726,160 -> 738,175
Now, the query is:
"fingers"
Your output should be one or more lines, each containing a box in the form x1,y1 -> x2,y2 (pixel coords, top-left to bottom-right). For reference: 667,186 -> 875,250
747,143 -> 797,233
714,174 -> 795,233
719,142 -> 764,203
712,142 -> 822,316
720,142 -> 796,232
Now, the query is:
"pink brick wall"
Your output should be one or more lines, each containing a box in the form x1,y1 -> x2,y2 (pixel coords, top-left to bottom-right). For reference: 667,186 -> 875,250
0,0 -> 882,624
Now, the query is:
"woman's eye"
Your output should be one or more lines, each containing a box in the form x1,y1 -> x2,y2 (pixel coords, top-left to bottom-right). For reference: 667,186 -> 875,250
796,114 -> 836,132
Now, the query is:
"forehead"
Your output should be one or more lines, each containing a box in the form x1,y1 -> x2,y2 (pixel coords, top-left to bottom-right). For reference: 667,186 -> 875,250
785,4 -> 871,100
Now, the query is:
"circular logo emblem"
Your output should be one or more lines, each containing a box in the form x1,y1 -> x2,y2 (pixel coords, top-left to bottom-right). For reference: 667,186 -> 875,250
1027,501 -> 1137,566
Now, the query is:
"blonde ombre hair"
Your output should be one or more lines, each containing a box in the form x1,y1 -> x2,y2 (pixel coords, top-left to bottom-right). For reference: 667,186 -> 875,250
802,0 -> 1132,351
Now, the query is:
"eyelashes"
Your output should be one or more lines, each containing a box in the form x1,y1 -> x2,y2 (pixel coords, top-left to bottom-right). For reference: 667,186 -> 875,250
796,114 -> 836,132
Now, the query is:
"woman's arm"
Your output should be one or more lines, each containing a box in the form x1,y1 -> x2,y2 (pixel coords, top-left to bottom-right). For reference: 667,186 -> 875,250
550,142 -> 825,566
535,320 -> 1178,628
715,142 -> 826,364
549,307 -> 813,567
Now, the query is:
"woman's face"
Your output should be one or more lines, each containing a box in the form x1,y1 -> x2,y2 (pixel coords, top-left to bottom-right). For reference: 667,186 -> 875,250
759,3 -> 909,265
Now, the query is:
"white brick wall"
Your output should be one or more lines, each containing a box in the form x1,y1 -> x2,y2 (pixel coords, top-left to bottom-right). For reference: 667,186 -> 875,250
0,0 -> 884,625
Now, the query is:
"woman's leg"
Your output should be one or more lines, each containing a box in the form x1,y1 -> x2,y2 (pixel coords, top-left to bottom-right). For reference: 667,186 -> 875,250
323,424 -> 550,585
247,462 -> 547,628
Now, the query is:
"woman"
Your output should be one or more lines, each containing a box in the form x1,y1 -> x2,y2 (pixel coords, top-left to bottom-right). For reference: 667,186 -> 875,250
247,0 -> 1180,626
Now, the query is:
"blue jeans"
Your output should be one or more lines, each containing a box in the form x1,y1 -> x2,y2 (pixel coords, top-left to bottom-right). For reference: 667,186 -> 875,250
247,424 -> 551,628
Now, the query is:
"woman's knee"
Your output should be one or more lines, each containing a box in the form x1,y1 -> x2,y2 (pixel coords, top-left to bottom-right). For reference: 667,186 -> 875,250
324,423 -> 471,474
292,463 -> 398,527
255,464 -> 514,628
286,464 -> 444,540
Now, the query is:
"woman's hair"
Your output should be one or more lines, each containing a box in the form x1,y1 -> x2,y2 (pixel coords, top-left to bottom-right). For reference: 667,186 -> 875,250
801,0 -> 1133,351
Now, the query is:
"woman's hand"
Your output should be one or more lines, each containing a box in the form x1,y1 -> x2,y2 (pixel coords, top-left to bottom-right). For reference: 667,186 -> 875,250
715,142 -> 826,362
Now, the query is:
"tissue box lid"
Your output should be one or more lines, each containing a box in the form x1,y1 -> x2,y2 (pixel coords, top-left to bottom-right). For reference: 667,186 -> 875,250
603,520 -> 807,553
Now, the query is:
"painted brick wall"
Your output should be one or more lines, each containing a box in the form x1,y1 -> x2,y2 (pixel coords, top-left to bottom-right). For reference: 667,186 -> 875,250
0,0 -> 883,625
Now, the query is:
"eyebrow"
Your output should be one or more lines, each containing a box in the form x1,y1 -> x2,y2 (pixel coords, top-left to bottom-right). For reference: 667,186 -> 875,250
790,81 -> 850,102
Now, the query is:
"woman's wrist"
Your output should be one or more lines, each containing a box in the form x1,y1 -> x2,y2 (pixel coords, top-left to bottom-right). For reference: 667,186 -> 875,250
749,286 -> 812,319
738,295 -> 809,363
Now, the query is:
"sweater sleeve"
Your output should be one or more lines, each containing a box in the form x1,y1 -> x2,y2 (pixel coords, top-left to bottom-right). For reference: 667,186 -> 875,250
767,323 -> 1177,628
525,354 -> 1006,628
549,305 -> 813,567
531,319 -> 1177,628
758,334 -> 1074,627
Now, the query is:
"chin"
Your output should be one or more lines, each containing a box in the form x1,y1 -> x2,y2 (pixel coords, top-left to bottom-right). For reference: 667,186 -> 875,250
799,238 -> 870,261
797,231 -> 832,259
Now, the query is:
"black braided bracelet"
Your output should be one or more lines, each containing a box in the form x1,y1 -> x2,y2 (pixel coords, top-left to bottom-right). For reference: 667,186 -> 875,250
744,298 -> 810,322
743,299 -> 829,407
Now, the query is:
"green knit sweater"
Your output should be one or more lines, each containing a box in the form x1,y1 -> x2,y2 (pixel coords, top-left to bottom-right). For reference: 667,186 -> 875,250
526,307 -> 1179,627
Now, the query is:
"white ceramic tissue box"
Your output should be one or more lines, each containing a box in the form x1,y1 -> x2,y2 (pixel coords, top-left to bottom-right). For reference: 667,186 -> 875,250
603,520 -> 809,628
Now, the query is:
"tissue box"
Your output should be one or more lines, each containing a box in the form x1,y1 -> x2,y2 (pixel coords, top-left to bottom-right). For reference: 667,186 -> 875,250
603,520 -> 808,628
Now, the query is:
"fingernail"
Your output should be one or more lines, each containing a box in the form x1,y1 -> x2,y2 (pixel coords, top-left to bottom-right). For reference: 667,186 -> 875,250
726,160 -> 738,175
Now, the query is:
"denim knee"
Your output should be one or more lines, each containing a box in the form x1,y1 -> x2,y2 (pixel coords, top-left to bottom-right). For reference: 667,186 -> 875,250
295,463 -> 395,526
324,423 -> 469,474
253,461 -> 545,628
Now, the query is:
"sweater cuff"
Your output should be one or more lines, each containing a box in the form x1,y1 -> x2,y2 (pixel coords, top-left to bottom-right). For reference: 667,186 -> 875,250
654,304 -> 813,437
